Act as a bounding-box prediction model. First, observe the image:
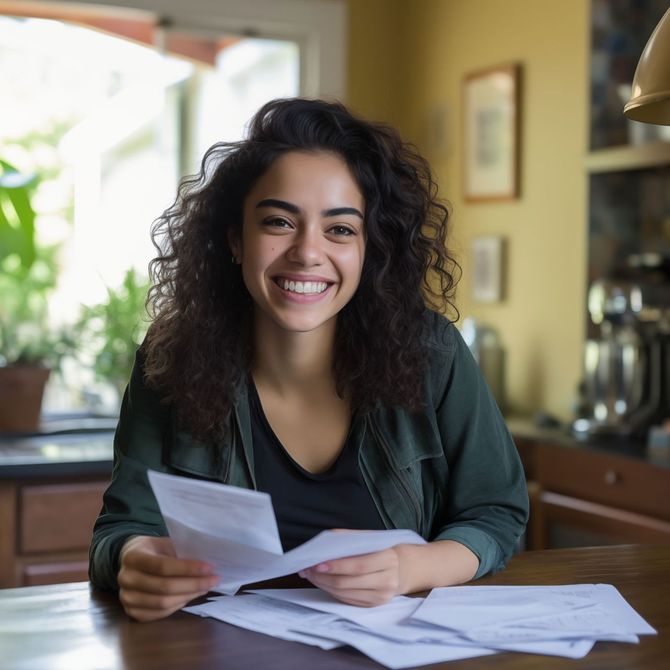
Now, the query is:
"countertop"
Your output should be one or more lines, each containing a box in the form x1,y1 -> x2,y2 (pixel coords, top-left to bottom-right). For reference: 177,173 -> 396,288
506,416 -> 670,469
1,416 -> 668,480
0,430 -> 114,479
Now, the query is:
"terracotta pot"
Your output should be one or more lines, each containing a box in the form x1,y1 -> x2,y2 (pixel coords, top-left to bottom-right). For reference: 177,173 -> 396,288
0,366 -> 51,434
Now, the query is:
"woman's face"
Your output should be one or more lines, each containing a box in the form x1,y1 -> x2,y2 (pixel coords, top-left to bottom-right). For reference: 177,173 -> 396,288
233,150 -> 366,337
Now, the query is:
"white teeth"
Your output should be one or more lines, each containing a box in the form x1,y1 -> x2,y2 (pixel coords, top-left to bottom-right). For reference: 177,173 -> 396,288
278,279 -> 328,294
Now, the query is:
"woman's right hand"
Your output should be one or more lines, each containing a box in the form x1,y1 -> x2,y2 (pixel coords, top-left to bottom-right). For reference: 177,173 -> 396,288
117,536 -> 220,621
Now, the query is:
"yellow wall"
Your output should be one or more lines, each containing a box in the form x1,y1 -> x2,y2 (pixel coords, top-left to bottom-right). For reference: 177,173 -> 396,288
345,0 -> 405,125
347,0 -> 590,420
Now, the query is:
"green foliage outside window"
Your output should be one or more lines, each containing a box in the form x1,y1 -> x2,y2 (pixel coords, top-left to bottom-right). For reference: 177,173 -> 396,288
0,160 -> 75,368
76,268 -> 150,399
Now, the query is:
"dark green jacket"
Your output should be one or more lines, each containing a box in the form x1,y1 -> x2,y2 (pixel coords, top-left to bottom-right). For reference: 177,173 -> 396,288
89,311 -> 528,590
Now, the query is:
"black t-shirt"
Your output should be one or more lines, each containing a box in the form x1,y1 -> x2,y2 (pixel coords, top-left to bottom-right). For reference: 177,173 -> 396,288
249,379 -> 385,551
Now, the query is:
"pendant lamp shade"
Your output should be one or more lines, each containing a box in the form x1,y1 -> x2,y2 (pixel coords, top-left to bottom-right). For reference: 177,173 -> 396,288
624,8 -> 670,125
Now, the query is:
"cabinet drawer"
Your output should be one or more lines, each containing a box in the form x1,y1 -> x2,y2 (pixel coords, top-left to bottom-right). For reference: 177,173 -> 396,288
21,560 -> 90,586
19,481 -> 107,554
534,445 -> 670,521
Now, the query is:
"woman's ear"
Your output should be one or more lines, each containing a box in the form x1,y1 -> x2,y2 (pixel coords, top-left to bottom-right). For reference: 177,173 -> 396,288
228,229 -> 241,264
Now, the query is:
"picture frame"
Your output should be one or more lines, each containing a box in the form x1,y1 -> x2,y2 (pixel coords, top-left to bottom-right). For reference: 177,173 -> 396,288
463,64 -> 521,202
471,236 -> 505,303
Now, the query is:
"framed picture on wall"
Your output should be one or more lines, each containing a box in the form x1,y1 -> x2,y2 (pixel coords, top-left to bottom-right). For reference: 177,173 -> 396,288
471,236 -> 505,303
463,63 -> 521,202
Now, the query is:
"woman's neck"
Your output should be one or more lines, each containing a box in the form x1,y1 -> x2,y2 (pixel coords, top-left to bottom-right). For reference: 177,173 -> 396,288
252,314 -> 337,396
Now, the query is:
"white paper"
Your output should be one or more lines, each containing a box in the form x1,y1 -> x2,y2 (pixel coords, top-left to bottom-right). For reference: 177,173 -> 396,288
184,594 -> 342,650
148,470 -> 282,553
247,588 -> 420,626
148,470 -> 426,593
411,584 -> 655,646
411,584 -> 594,631
247,588 -> 447,642
250,588 -> 601,657
183,582 -> 655,667
296,620 -> 497,669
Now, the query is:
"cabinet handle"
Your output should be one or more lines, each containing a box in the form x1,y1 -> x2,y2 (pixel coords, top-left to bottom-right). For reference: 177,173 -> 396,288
604,470 -> 619,485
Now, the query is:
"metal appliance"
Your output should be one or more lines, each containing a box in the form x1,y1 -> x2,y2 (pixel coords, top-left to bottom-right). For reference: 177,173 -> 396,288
461,318 -> 506,413
573,255 -> 670,439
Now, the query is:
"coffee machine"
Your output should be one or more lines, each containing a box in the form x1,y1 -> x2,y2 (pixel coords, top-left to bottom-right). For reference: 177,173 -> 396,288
573,254 -> 670,440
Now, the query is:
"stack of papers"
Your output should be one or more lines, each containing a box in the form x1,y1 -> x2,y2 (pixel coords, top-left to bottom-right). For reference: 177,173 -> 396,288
185,585 -> 656,668
148,471 -> 656,667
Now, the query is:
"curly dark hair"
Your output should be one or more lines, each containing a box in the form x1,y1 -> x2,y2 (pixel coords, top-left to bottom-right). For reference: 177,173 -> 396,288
144,98 -> 460,441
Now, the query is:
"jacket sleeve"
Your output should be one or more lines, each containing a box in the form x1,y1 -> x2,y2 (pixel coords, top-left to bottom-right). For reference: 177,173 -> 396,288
88,352 -> 172,590
430,324 -> 529,579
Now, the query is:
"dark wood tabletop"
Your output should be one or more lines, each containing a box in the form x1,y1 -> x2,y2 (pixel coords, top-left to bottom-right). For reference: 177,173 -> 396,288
0,545 -> 668,670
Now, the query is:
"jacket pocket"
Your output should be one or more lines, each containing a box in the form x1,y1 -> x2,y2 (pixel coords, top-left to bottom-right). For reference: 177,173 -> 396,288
165,428 -> 230,482
370,409 -> 448,537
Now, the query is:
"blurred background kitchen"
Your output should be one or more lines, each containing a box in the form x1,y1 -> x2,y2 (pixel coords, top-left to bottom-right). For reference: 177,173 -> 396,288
0,0 -> 669,588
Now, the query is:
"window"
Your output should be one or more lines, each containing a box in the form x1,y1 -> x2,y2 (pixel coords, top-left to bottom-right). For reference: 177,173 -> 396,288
0,1 -> 343,413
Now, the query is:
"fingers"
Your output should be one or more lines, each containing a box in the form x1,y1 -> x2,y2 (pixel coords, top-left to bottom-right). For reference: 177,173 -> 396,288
309,548 -> 398,578
320,589 -> 394,607
300,547 -> 404,607
123,550 -> 214,579
120,587 -> 208,617
119,574 -> 217,621
117,535 -> 219,622
121,591 -> 207,622
118,566 -> 219,596
303,568 -> 400,600
301,572 -> 397,606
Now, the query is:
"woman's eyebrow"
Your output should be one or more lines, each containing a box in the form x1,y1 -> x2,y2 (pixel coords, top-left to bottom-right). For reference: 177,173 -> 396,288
256,198 -> 300,213
322,207 -> 364,220
255,199 -> 363,220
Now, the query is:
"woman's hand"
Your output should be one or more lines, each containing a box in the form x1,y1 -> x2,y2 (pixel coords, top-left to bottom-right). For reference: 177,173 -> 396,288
299,539 -> 480,607
117,536 -> 220,621
299,546 -> 407,607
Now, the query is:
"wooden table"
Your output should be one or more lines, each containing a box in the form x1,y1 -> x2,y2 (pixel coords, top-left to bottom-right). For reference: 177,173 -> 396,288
0,545 -> 668,670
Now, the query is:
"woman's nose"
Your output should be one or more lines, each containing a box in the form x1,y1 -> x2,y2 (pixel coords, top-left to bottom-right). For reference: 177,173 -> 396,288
287,227 -> 324,265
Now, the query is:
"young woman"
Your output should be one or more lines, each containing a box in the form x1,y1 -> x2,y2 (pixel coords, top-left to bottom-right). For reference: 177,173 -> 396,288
89,98 -> 528,622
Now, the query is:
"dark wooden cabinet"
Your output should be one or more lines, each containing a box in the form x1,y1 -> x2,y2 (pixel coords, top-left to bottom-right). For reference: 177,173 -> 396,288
514,433 -> 670,551
0,477 -> 108,588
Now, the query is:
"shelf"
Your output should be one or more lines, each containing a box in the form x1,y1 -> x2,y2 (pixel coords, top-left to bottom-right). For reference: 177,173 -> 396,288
585,141 -> 670,173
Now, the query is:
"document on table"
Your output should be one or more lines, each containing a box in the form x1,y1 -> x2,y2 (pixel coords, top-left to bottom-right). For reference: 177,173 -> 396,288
147,470 -> 426,594
184,584 -> 656,668
247,589 -> 596,660
184,593 -> 342,650
410,583 -> 656,643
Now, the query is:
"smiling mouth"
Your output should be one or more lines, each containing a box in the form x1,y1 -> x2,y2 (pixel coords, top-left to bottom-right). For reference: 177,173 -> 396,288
274,278 -> 331,295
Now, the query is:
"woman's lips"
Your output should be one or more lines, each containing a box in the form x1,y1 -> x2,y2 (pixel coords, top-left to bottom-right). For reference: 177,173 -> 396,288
272,276 -> 334,302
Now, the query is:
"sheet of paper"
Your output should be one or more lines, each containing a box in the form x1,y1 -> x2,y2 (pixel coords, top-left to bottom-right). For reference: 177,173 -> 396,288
148,470 -> 282,553
411,584 -> 594,631
456,583 -> 656,635
184,594 -> 342,650
246,588 -> 421,627
295,620 -> 497,669
247,588 -> 449,642
487,638 -> 596,659
588,584 -> 657,635
252,588 -> 602,657
148,469 -> 426,594
410,584 -> 654,645
317,621 -> 598,659
184,582 -> 652,666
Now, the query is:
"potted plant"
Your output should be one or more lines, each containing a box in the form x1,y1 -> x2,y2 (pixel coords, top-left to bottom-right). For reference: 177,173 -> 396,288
0,160 -> 74,433
76,268 -> 150,405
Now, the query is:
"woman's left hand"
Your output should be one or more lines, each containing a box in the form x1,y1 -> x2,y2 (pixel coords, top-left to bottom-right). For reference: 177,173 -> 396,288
299,545 -> 408,607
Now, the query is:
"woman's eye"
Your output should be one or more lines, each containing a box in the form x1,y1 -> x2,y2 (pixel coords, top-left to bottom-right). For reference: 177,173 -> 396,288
264,217 -> 292,229
328,225 -> 355,236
